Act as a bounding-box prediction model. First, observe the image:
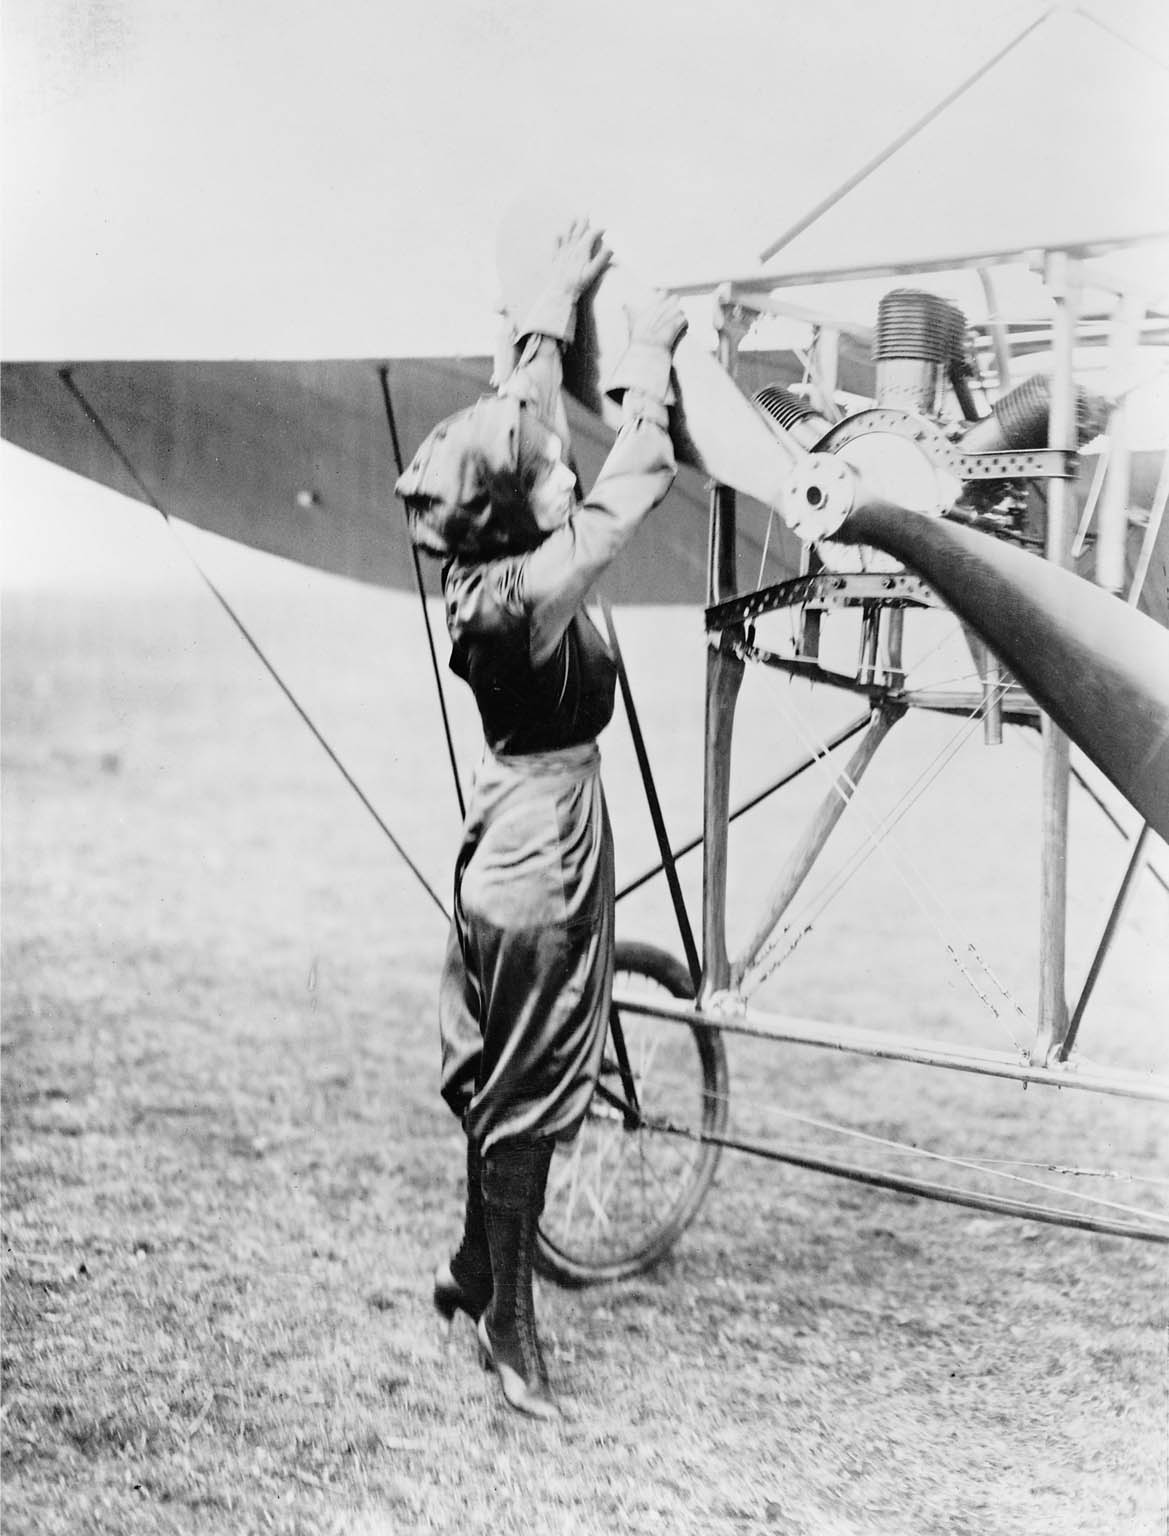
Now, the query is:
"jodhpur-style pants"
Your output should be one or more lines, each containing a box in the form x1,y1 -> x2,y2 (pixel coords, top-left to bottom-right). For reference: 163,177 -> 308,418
438,742 -> 614,1155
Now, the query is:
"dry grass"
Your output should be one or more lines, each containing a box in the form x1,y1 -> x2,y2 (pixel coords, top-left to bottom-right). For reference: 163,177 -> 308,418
2,564 -> 1167,1536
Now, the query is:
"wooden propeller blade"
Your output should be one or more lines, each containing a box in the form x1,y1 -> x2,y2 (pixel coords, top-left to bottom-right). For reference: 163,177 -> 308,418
840,503 -> 1169,839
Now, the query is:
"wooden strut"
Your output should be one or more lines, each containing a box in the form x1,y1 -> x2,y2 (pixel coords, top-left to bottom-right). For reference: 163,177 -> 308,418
731,705 -> 902,988
600,599 -> 702,992
700,314 -> 750,999
601,997 -> 1169,1240
1063,822 -> 1154,1059
702,544 -> 746,997
611,986 -> 1169,1106
668,1125 -> 1169,1245
1128,447 -> 1169,610
616,714 -> 873,902
1052,747 -> 1167,897
1033,252 -> 1079,1064
1096,291 -> 1145,592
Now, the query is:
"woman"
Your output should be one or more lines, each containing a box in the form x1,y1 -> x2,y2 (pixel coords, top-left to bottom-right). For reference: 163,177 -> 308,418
395,220 -> 687,1420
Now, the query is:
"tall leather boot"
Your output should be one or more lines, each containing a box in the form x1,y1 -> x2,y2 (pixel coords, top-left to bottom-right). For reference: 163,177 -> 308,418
477,1139 -> 560,1421
433,1138 -> 493,1324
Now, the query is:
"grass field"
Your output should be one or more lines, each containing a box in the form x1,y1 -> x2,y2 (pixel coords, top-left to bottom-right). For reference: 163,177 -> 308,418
3,535 -> 1167,1535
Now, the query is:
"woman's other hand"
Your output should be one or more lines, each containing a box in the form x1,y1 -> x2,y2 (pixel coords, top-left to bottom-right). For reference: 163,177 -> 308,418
604,291 -> 689,416
628,292 -> 688,354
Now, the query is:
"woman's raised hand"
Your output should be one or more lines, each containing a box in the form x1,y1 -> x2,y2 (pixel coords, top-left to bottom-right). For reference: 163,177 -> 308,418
508,214 -> 612,345
628,292 -> 688,353
549,217 -> 612,301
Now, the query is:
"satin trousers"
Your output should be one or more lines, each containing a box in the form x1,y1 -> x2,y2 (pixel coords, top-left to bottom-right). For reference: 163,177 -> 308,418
438,742 -> 614,1155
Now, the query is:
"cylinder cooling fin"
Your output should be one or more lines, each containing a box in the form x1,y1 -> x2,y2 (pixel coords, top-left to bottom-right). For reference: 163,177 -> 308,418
872,289 -> 969,417
753,384 -> 833,449
961,374 -> 1111,453
873,289 -> 959,365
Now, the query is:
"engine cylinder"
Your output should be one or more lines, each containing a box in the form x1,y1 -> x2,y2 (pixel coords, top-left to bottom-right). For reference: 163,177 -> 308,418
872,289 -> 967,418
753,384 -> 833,449
961,374 -> 1110,452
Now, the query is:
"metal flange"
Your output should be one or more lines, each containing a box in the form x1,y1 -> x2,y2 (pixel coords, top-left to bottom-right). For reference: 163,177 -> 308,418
781,453 -> 857,541
811,406 -> 965,520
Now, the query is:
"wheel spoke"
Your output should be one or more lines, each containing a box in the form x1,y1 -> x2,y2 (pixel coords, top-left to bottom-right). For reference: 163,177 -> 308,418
537,946 -> 728,1284
556,1136 -> 586,1250
587,1132 -> 613,1240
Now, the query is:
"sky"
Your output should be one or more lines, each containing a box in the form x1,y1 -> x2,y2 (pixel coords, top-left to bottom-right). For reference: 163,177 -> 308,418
4,0 -> 1168,358
2,0 -> 1168,587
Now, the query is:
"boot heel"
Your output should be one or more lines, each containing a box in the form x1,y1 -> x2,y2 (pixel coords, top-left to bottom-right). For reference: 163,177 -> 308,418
433,1260 -> 491,1326
477,1314 -> 494,1372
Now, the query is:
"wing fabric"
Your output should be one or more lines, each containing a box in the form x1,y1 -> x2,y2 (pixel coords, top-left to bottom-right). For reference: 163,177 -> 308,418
3,357 -> 1161,619
0,358 -> 801,604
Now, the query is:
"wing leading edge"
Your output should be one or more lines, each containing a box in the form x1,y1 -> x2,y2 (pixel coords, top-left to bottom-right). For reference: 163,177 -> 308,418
0,357 -> 805,604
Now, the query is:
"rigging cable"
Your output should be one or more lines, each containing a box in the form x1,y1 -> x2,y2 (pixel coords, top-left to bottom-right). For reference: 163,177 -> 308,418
750,664 -> 1025,1034
377,365 -> 466,821
740,647 -> 1030,1044
564,1072 -> 1168,1241
703,1087 -> 1169,1227
58,366 -> 451,923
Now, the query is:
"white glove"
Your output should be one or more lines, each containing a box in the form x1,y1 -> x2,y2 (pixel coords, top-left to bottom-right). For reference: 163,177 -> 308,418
605,293 -> 689,407
517,218 -> 612,343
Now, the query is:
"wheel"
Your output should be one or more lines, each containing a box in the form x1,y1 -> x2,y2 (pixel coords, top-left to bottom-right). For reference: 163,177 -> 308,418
536,941 -> 729,1285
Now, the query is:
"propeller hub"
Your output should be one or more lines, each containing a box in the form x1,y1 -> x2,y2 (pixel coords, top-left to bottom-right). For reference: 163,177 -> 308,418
781,454 -> 856,541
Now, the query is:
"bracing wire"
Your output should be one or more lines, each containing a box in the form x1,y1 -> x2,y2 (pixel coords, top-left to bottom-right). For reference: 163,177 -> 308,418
377,365 -> 466,822
1074,4 -> 1169,72
595,1039 -> 1168,1236
758,5 -> 1057,264
748,669 -> 1024,1029
590,966 -> 1167,1241
582,1068 -> 1169,1241
956,1160 -> 1169,1189
762,670 -> 1013,938
712,1088 -> 1168,1227
58,368 -> 452,924
738,640 -> 1031,1044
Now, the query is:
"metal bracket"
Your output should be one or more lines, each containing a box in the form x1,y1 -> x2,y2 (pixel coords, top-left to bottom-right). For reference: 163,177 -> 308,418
812,408 -> 1080,488
957,448 -> 1080,480
707,571 -> 937,633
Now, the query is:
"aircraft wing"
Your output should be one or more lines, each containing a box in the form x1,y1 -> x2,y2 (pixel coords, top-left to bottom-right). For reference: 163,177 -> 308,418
3,353 -> 1164,623
0,356 -> 806,604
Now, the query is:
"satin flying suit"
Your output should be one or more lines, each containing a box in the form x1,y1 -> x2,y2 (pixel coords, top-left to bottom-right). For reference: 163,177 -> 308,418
437,341 -> 676,1155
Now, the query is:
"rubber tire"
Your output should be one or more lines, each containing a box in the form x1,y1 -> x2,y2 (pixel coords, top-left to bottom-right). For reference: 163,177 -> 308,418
536,941 -> 729,1286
